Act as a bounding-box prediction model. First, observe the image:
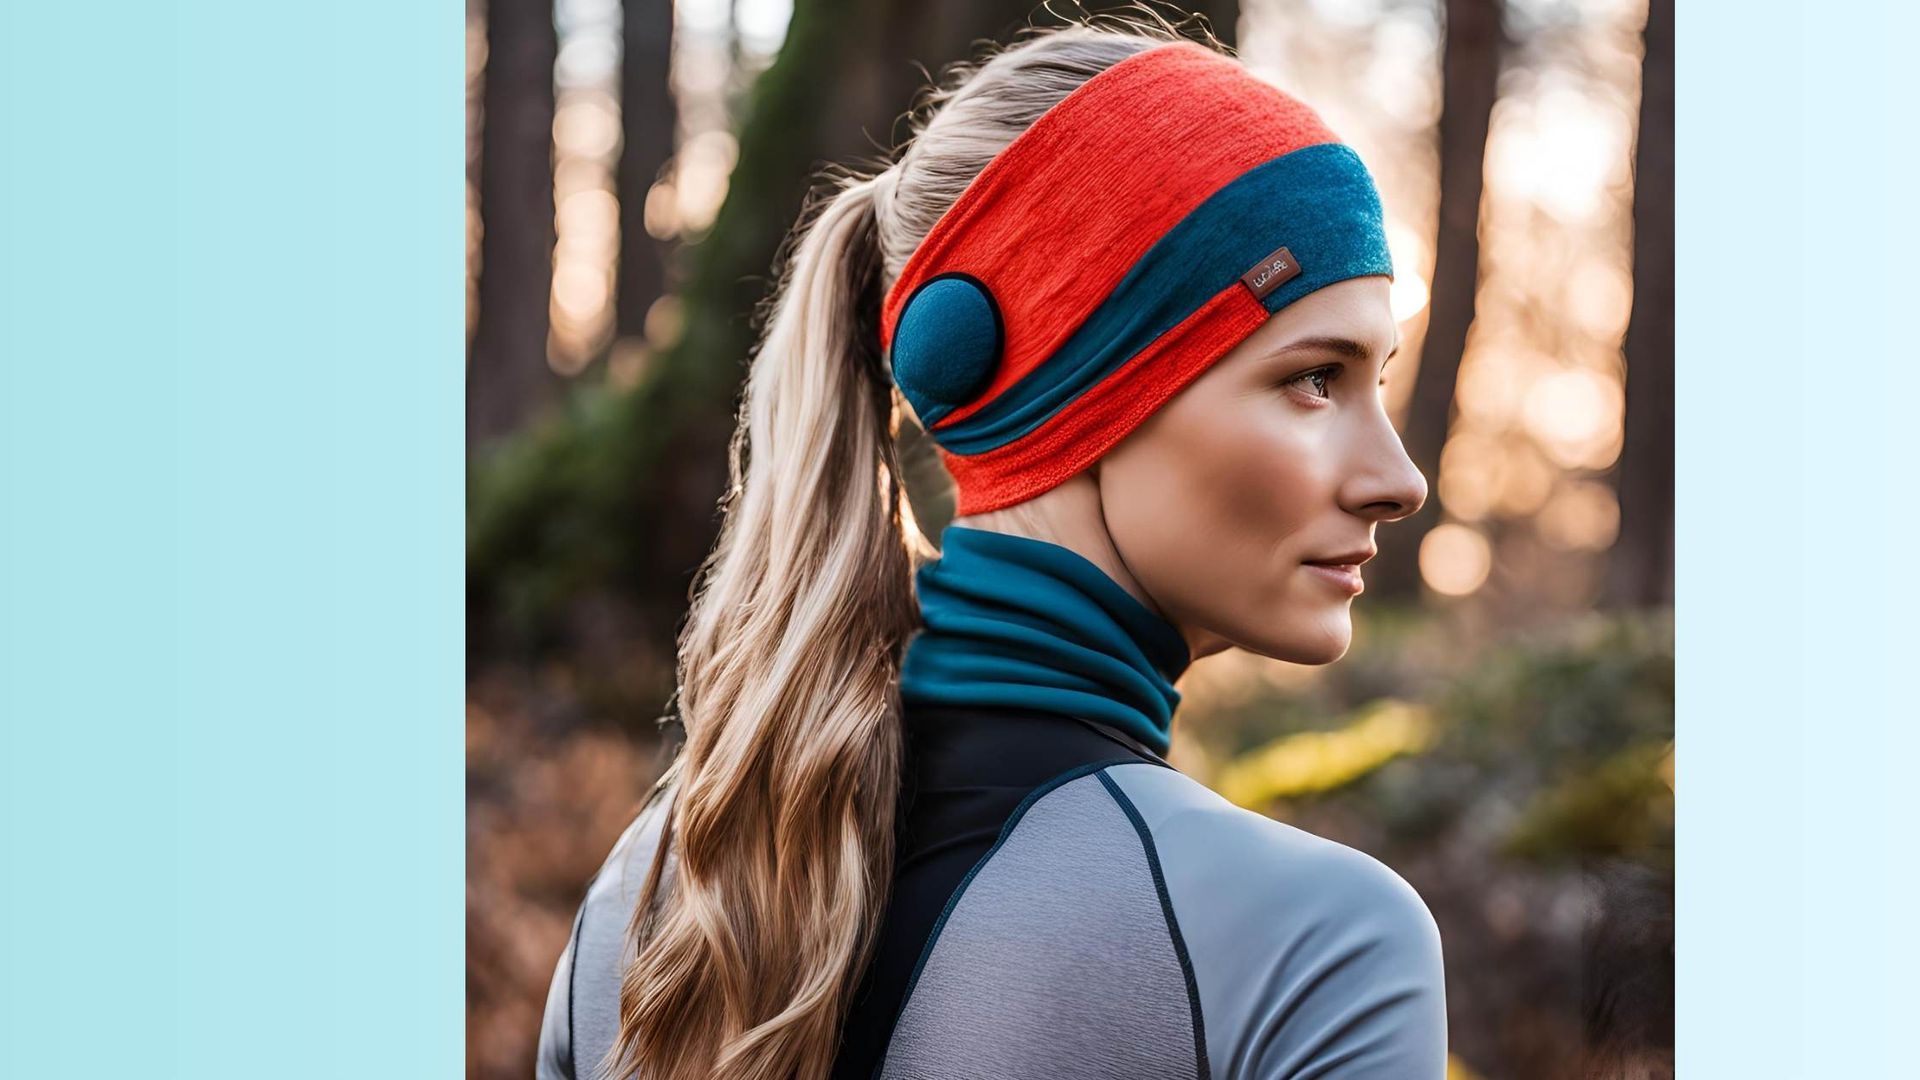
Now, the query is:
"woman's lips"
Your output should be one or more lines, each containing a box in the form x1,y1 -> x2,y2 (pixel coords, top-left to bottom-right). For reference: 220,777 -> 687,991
1303,562 -> 1365,595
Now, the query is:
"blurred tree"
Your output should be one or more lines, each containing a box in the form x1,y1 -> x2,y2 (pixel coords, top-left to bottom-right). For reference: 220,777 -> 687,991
1371,0 -> 1505,602
470,0 -> 563,448
1606,0 -> 1673,609
615,0 -> 676,355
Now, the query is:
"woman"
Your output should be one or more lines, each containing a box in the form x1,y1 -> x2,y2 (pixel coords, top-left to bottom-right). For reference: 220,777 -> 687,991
537,15 -> 1444,1080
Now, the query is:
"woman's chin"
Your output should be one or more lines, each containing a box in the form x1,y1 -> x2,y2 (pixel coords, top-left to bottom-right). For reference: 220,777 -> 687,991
1242,614 -> 1352,666
1298,633 -> 1352,666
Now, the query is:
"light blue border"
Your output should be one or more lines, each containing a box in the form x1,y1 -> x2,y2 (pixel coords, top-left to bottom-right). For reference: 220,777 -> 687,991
1679,1 -> 1920,1075
1,2 -> 462,1074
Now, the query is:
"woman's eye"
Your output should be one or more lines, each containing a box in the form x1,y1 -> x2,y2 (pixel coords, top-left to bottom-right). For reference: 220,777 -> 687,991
1283,366 -> 1338,401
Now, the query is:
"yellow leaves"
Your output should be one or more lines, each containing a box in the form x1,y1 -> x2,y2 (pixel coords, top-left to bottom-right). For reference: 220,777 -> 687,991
1447,1053 -> 1488,1080
1215,698 -> 1435,810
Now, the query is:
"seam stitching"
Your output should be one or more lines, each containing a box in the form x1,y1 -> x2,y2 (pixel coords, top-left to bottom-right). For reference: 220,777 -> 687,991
871,755 -> 1148,1079
1099,768 -> 1212,1080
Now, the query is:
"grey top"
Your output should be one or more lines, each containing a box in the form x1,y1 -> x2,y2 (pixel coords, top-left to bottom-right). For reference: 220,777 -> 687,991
536,750 -> 1447,1079
534,794 -> 671,1080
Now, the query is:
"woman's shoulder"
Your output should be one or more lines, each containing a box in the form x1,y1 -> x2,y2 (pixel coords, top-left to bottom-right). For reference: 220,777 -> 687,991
1095,761 -> 1450,1077
1098,761 -> 1438,938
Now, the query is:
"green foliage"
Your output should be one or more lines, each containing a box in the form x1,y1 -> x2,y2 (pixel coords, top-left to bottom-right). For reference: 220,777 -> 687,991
1502,738 -> 1674,871
1392,608 -> 1675,865
467,375 -> 686,650
1202,608 -> 1674,871
1437,609 -> 1674,782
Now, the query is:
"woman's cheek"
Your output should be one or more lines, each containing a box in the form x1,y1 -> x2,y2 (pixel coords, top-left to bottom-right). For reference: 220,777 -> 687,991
1178,419 -> 1323,604
1201,412 -> 1321,542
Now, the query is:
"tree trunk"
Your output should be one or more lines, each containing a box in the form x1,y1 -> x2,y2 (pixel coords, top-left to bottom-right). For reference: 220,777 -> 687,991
469,0 -> 562,448
615,0 -> 676,347
1369,0 -> 1503,602
1604,0 -> 1673,608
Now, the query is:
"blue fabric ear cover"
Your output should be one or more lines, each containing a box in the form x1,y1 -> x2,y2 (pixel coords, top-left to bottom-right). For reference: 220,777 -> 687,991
887,272 -> 1004,427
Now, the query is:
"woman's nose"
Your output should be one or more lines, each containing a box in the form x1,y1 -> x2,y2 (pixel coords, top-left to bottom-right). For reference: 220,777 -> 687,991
1345,419 -> 1428,523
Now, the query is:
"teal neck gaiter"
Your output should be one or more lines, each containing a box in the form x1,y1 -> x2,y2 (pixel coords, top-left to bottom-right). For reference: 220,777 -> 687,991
899,525 -> 1193,754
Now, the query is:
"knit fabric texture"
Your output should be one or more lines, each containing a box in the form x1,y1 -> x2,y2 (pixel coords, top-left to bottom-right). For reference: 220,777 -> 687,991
880,40 -> 1394,515
899,525 -> 1192,754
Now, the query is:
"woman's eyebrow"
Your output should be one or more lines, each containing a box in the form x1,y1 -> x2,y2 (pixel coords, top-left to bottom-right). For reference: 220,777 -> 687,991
1271,335 -> 1399,363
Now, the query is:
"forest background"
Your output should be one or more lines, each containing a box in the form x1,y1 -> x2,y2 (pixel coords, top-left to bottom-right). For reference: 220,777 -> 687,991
464,1 -> 1675,1076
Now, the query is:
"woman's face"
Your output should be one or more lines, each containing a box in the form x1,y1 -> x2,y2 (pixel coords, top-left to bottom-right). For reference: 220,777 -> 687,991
1095,275 -> 1426,665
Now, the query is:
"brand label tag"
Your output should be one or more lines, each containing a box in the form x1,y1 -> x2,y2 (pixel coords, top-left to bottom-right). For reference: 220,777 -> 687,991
1241,245 -> 1302,300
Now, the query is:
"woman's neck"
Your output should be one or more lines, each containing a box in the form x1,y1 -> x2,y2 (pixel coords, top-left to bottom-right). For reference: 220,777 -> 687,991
952,473 -> 1162,612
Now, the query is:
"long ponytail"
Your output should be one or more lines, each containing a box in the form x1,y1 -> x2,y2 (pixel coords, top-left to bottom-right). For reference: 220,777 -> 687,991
602,13 -> 1211,1079
605,165 -> 920,1080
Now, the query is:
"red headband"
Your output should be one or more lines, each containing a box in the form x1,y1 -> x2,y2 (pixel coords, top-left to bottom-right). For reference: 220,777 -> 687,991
882,40 -> 1394,515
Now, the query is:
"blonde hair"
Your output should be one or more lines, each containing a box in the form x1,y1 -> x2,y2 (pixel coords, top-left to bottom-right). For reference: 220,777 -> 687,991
604,11 -> 1228,1079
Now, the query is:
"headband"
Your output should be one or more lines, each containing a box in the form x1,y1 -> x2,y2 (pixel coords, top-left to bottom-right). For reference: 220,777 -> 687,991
880,40 -> 1394,516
